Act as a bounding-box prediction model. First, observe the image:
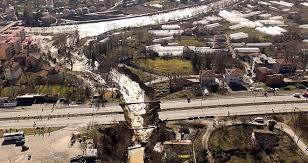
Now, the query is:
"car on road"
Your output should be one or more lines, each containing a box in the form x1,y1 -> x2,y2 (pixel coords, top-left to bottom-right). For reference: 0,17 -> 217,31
267,88 -> 275,92
254,117 -> 265,123
302,92 -> 308,98
293,93 -> 301,98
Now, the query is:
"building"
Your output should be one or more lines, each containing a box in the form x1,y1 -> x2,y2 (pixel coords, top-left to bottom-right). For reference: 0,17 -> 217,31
145,44 -> 184,56
211,42 -> 227,49
235,47 -> 261,62
46,0 -> 54,8
4,4 -> 17,20
224,68 -> 244,86
9,27 -> 26,41
252,129 -> 279,150
255,67 -> 268,82
213,35 -> 226,42
0,26 -> 28,60
252,54 -> 276,71
0,34 -> 22,56
246,43 -> 273,47
161,24 -> 181,30
274,58 -> 296,74
265,74 -> 284,86
255,67 -> 284,86
22,37 -> 41,57
199,70 -> 220,91
229,32 -> 248,40
3,61 -> 22,80
41,12 -> 57,26
148,30 -> 184,37
0,43 -> 13,61
0,26 -> 40,59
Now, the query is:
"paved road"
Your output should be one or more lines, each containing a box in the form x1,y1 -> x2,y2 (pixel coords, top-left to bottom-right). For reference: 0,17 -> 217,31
0,95 -> 306,119
0,102 -> 307,129
276,122 -> 308,156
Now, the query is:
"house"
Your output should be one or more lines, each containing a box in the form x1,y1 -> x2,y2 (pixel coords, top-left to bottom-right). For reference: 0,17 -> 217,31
25,56 -> 40,72
234,47 -> 260,62
145,44 -> 184,56
188,46 -> 228,54
148,30 -> 184,37
0,34 -> 22,55
13,55 -> 27,66
206,23 -> 221,29
274,58 -> 296,74
224,68 -> 244,86
161,24 -> 181,30
9,27 -> 26,41
213,35 -> 226,42
3,61 -> 22,80
0,43 -> 14,61
252,54 -> 276,71
252,129 -> 279,150
265,74 -> 284,86
199,70 -> 219,91
22,37 -> 41,57
0,26 -> 35,59
255,67 -> 284,86
229,32 -> 248,40
255,67 -> 268,82
246,43 -> 273,47
211,42 -> 227,49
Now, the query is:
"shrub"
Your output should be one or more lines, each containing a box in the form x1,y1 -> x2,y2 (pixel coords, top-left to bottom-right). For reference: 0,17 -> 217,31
283,85 -> 297,90
295,83 -> 306,89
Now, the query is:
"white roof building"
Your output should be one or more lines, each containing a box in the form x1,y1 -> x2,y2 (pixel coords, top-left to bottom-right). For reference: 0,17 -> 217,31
229,32 -> 248,40
256,26 -> 287,35
152,36 -> 174,43
146,44 -> 184,56
161,24 -> 181,30
235,47 -> 261,53
148,30 -> 184,37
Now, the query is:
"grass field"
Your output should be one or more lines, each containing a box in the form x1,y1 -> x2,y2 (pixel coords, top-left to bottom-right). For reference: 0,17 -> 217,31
135,58 -> 193,75
0,126 -> 65,138
126,66 -> 156,83
176,36 -> 205,47
209,125 -> 307,162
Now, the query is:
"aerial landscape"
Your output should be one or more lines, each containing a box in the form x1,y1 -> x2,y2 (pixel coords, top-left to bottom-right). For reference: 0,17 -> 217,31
0,0 -> 308,162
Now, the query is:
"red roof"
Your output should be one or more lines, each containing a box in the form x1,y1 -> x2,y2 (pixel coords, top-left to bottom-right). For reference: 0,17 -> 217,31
275,58 -> 294,66
227,68 -> 244,77
199,70 -> 215,77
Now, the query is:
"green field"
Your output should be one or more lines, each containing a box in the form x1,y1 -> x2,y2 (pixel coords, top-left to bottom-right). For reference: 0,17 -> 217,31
177,36 -> 205,47
209,125 -> 307,162
135,58 -> 193,75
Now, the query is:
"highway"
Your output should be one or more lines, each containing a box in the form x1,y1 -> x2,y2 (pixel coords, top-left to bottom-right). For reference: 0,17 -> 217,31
0,95 -> 306,119
0,96 -> 307,129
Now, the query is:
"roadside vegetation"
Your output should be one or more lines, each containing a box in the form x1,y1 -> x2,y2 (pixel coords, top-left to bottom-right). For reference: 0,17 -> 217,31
273,113 -> 308,146
209,125 -> 307,162
0,73 -> 91,102
0,127 -> 64,138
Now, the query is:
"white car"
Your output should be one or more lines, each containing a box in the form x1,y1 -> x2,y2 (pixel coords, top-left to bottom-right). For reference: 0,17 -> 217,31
293,93 -> 301,98
254,117 -> 265,123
